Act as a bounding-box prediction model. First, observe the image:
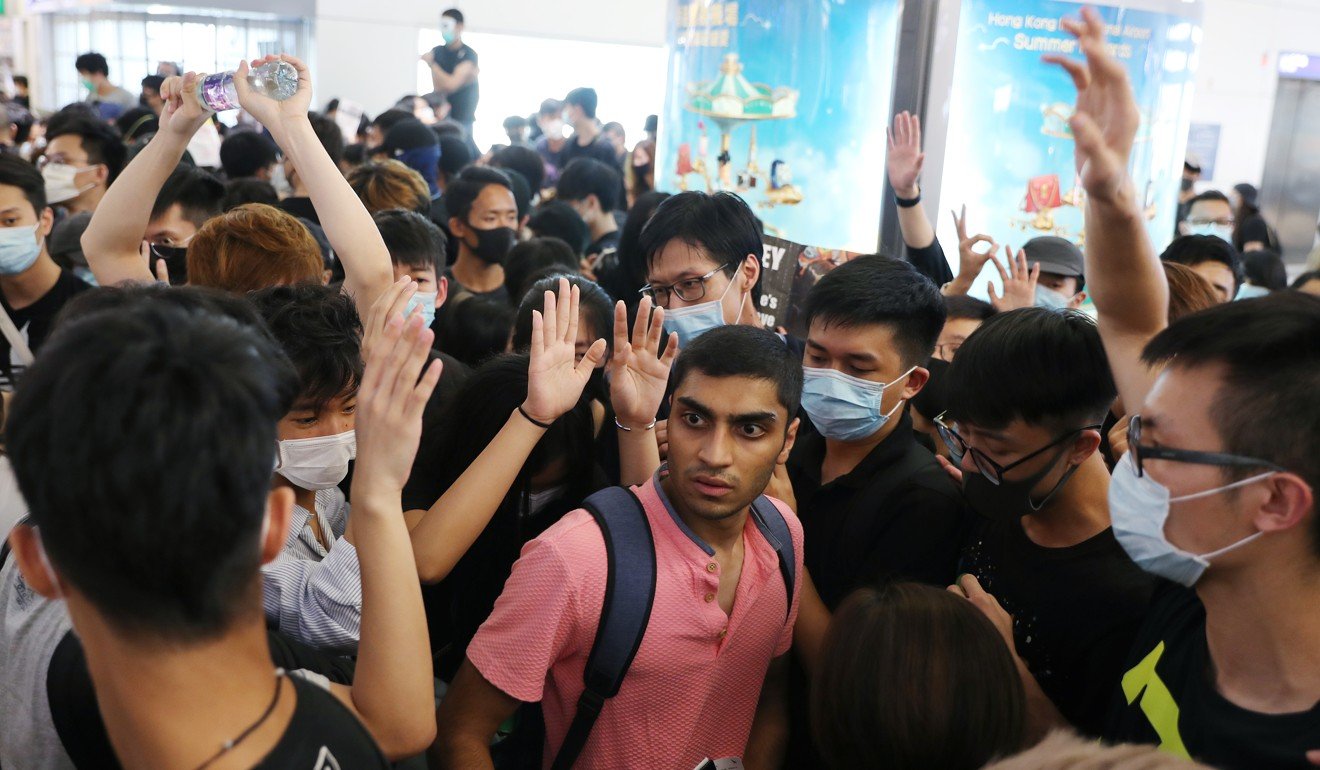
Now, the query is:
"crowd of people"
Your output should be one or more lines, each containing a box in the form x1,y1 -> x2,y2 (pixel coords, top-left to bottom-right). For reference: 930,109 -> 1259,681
0,6 -> 1316,770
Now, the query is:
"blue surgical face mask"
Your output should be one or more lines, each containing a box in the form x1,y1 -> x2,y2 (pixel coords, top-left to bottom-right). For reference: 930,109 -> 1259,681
663,274 -> 738,348
800,365 -> 916,442
1035,285 -> 1072,309
407,290 -> 438,327
1235,283 -> 1270,300
0,224 -> 42,275
1109,452 -> 1269,587
1188,222 -> 1234,244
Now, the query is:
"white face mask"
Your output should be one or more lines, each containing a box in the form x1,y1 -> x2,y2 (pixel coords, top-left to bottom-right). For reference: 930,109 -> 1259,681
275,430 -> 356,491
1034,285 -> 1072,309
1187,222 -> 1234,244
526,484 -> 567,516
42,163 -> 97,204
1109,452 -> 1270,587
270,163 -> 293,197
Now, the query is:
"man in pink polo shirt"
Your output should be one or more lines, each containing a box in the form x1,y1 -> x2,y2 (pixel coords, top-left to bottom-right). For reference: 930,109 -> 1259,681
436,324 -> 804,769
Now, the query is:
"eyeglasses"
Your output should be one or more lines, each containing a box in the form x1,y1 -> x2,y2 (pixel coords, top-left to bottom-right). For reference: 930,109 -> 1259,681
1126,414 -> 1285,479
934,411 -> 1101,485
639,266 -> 729,306
1187,217 -> 1236,228
934,341 -> 962,360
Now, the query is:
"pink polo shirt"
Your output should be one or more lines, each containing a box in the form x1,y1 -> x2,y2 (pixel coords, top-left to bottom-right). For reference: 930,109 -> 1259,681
467,473 -> 803,769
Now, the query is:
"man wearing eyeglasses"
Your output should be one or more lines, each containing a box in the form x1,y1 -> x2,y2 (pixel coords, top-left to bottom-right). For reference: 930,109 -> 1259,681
940,307 -> 1155,738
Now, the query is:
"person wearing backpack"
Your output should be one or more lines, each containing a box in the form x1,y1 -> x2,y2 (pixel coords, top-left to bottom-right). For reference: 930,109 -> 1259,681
435,321 -> 804,769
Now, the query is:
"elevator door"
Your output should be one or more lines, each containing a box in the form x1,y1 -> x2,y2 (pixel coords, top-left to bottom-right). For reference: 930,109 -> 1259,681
1260,77 -> 1320,265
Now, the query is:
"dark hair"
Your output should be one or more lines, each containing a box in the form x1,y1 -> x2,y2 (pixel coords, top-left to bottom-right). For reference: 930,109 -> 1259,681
219,130 -> 279,180
1241,249 -> 1287,292
503,165 -> 532,221
115,106 -> 158,143
6,288 -> 297,641
152,165 -> 224,225
804,256 -> 946,366
140,74 -> 164,93
812,583 -> 1025,770
12,75 -> 27,89
221,177 -> 279,212
442,7 -> 464,24
371,108 -> 413,134
438,134 -> 475,182
445,166 -> 513,223
0,153 -> 47,213
490,144 -> 545,194
343,143 -> 367,167
248,284 -> 364,414
503,115 -> 529,132
1292,270 -> 1320,291
538,99 -> 562,118
944,294 -> 996,322
671,325 -> 803,420
610,191 -> 671,304
946,308 -> 1116,431
1188,189 -> 1231,209
557,157 -> 621,213
441,294 -> 515,368
1160,235 -> 1243,293
602,121 -> 624,137
307,111 -> 345,167
528,200 -> 589,257
46,116 -> 126,183
374,208 -> 446,273
74,52 -> 109,76
512,274 -> 612,352
504,237 -> 579,302
564,87 -> 598,120
639,191 -> 762,302
1162,261 -> 1219,322
1142,293 -> 1320,555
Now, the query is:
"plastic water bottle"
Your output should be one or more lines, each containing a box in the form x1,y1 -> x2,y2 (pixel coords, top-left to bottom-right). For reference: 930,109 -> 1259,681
196,60 -> 299,112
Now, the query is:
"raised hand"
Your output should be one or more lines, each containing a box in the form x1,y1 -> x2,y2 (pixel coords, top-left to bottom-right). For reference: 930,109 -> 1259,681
353,313 -> 443,499
886,111 -> 925,198
362,276 -> 421,361
233,54 -> 313,130
988,245 -> 1039,312
949,574 -> 1018,656
950,204 -> 998,292
1044,8 -> 1141,206
521,277 -> 608,425
158,72 -> 210,140
608,297 -> 678,429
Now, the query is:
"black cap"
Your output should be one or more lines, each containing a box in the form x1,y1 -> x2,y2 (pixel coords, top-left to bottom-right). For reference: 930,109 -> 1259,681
378,117 -> 438,157
1022,236 -> 1084,279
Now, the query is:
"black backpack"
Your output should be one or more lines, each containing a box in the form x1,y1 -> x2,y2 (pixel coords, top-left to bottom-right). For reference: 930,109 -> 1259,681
544,485 -> 797,770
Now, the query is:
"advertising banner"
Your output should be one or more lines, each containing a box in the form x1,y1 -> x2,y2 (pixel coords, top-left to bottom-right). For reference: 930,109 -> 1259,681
934,0 -> 1202,282
657,0 -> 901,253
758,235 -> 863,335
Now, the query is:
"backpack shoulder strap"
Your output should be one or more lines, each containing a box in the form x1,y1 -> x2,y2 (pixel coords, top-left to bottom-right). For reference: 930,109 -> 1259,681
550,486 -> 656,770
749,496 -> 796,619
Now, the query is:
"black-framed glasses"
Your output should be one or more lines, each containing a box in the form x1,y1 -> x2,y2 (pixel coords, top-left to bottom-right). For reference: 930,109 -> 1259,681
934,341 -> 962,361
1127,414 -> 1285,479
934,411 -> 1100,485
639,266 -> 729,306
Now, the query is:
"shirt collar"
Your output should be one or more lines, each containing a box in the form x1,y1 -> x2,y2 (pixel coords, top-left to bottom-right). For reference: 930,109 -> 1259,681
651,465 -> 716,557
797,410 -> 917,491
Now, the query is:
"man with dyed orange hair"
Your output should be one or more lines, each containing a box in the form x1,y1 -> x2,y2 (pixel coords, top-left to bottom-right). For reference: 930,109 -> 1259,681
82,57 -> 393,317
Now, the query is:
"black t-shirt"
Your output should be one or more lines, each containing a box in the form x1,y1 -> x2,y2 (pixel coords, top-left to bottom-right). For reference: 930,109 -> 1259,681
560,134 -> 621,171
960,513 -> 1155,736
431,43 -> 479,123
1234,212 -> 1276,253
1106,582 -> 1320,768
903,236 -> 955,287
277,196 -> 320,226
587,229 -> 620,262
253,676 -> 388,768
0,270 -> 91,384
787,411 -> 966,608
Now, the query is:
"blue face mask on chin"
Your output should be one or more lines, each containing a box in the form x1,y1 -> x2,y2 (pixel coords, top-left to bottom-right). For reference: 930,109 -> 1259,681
1235,283 -> 1270,300
0,224 -> 42,276
800,365 -> 916,442
406,290 -> 438,328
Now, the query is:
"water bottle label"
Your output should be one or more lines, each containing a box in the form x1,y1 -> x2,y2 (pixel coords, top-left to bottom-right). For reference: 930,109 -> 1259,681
199,72 -> 239,112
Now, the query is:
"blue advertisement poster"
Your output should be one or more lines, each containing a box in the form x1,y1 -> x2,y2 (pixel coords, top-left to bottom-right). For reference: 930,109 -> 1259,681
934,0 -> 1202,278
657,0 -> 902,253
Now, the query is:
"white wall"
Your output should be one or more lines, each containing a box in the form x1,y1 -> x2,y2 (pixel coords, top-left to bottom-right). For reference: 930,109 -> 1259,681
312,0 -> 667,118
1189,0 -> 1320,189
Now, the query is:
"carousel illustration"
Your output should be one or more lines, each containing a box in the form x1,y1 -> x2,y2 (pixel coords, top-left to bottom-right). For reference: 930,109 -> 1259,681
673,53 -> 803,207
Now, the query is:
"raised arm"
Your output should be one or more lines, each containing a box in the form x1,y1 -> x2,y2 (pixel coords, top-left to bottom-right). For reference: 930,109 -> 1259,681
328,311 -> 442,759
81,73 -> 209,286
234,55 -> 394,316
887,111 -> 934,250
610,296 -> 678,486
405,277 -> 607,583
1046,9 -> 1167,410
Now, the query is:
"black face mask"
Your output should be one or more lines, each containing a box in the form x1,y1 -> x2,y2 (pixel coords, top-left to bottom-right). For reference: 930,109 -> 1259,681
148,244 -> 189,286
464,223 -> 516,265
961,445 -> 1079,523
1180,177 -> 1194,193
